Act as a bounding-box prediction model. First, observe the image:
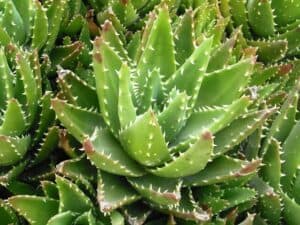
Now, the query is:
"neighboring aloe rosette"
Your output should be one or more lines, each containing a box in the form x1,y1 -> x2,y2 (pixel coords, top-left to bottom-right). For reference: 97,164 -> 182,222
7,174 -> 125,225
51,4 -> 275,223
244,79 -> 300,225
0,45 -> 60,224
0,0 -> 95,80
219,0 -> 300,63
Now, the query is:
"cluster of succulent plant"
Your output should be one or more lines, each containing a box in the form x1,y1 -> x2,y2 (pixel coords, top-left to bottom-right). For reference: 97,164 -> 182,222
0,0 -> 300,224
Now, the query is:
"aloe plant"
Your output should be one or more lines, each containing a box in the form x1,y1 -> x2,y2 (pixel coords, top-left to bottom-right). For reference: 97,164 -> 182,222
49,4 -> 278,224
0,0 -> 299,224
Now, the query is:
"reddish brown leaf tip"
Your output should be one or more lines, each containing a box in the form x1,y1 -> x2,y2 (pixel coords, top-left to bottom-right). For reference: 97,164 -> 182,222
202,131 -> 212,140
83,139 -> 95,154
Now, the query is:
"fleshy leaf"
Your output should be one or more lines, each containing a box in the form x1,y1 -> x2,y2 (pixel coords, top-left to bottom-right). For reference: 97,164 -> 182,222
119,110 -> 170,167
149,131 -> 213,177
8,196 -> 59,225
83,128 -> 145,177
97,170 -> 140,213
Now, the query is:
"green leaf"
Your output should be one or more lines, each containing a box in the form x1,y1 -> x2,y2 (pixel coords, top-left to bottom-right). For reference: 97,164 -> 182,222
128,174 -> 182,205
44,0 -> 68,52
32,0 -> 48,50
282,193 -> 300,225
281,120 -> 300,193
118,63 -> 136,129
83,128 -> 145,177
93,36 -> 122,135
214,109 -> 274,156
8,196 -> 59,225
97,170 -> 140,213
56,176 -> 93,214
15,51 -> 38,126
51,99 -> 104,142
47,211 -> 78,225
166,38 -> 213,106
248,39 -> 288,64
184,156 -> 260,186
260,138 -> 281,190
57,69 -> 99,110
120,110 -> 170,167
174,9 -> 194,66
136,5 -> 176,81
0,199 -> 18,225
30,126 -> 59,166
272,0 -> 300,26
197,58 -> 254,106
149,131 -> 213,177
158,91 -> 188,142
247,0 -> 275,37
177,96 -> 251,143
0,135 -> 30,166
1,1 -> 25,44
0,98 -> 26,136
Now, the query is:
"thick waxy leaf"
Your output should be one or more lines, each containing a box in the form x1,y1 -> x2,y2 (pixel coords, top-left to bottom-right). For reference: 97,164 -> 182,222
93,36 -> 122,135
0,135 -> 30,166
41,181 -> 59,199
136,5 -> 175,81
30,126 -> 59,166
274,26 -> 300,55
247,0 -> 275,37
150,189 -> 210,222
184,156 -> 260,186
272,0 -> 300,26
56,156 -> 97,182
47,211 -> 78,225
73,210 -> 97,225
8,196 -> 59,225
120,110 -> 170,167
249,176 -> 281,224
166,38 -> 213,106
122,202 -> 151,225
56,176 -> 93,213
50,42 -> 83,68
118,63 -> 136,129
207,29 -> 239,72
0,48 -> 14,108
228,0 -> 251,38
248,39 -> 288,63
83,128 -> 145,177
222,187 -> 256,209
51,99 -> 104,142
16,51 -> 38,125
158,91 -> 188,142
214,109 -> 274,156
281,120 -> 300,193
197,58 -> 254,106
128,174 -> 182,205
0,199 -> 18,225
57,69 -> 99,110
44,0 -> 68,52
261,80 -> 299,155
282,193 -> 300,225
32,0 -> 48,50
260,138 -> 281,190
97,171 -> 140,213
149,131 -> 213,177
1,1 -> 25,44
101,20 -> 129,61
174,9 -> 194,66
0,98 -> 26,136
32,92 -> 56,146
177,96 -> 251,143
